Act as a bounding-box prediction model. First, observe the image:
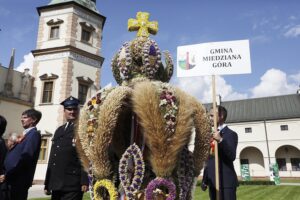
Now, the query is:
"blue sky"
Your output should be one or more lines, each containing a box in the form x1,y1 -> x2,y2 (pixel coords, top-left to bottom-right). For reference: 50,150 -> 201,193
0,0 -> 300,103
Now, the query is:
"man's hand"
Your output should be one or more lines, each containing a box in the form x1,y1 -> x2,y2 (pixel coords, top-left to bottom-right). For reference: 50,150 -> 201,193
81,185 -> 88,192
201,182 -> 208,191
212,131 -> 223,143
44,189 -> 51,195
0,175 -> 5,183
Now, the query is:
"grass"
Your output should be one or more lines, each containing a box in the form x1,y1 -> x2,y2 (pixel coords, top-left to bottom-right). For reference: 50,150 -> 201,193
30,185 -> 300,200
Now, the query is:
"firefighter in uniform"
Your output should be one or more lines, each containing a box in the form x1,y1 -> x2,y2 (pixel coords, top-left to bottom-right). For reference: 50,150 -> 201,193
44,96 -> 88,200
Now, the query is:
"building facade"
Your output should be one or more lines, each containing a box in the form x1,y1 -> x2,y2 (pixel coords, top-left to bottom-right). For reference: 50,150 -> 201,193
222,93 -> 300,179
0,0 -> 106,183
0,49 -> 34,136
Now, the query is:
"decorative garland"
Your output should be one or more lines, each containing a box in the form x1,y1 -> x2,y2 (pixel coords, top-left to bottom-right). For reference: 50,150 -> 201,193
162,51 -> 174,82
88,162 -> 95,200
117,42 -> 131,81
111,55 -> 122,85
113,38 -> 165,83
119,143 -> 145,199
156,83 -> 178,134
93,179 -> 118,200
150,39 -> 162,69
177,147 -> 195,200
142,39 -> 162,79
85,88 -> 112,140
77,87 -> 113,170
145,177 -> 176,200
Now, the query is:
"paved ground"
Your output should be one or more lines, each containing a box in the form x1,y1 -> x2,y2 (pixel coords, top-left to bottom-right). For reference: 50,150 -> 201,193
28,185 -> 48,199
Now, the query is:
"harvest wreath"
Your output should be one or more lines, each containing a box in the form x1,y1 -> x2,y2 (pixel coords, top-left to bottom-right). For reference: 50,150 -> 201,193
75,11 -> 211,200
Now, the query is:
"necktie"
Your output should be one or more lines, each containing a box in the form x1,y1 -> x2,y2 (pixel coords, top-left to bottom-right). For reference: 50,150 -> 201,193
65,122 -> 70,130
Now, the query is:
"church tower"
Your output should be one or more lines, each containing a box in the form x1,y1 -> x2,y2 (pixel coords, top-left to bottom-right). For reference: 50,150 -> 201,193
31,0 -> 105,180
32,0 -> 105,133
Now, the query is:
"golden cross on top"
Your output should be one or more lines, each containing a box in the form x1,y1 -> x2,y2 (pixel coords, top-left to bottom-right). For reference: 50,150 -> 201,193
128,12 -> 158,38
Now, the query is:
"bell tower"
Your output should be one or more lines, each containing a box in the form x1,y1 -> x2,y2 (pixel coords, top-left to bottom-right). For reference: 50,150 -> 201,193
31,0 -> 106,134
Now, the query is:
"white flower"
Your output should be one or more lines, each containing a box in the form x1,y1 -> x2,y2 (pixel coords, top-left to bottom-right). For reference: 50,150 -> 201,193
159,99 -> 168,106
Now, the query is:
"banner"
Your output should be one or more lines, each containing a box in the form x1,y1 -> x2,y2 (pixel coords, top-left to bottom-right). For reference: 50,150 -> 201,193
177,40 -> 251,77
240,164 -> 251,181
269,163 -> 280,185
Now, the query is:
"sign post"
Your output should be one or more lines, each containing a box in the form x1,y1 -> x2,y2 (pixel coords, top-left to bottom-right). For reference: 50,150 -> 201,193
211,75 -> 220,199
177,39 -> 251,200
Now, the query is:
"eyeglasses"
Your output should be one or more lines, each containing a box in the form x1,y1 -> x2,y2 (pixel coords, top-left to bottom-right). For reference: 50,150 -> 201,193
65,107 -> 78,111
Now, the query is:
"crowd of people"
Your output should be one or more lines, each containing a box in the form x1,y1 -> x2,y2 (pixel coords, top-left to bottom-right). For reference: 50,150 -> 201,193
0,96 -> 88,200
0,98 -> 238,200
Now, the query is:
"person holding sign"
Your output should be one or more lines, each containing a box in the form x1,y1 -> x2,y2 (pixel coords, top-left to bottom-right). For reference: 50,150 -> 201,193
205,105 -> 238,200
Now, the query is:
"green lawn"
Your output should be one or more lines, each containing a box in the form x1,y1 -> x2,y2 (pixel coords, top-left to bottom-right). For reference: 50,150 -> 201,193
196,185 -> 300,200
30,185 -> 300,200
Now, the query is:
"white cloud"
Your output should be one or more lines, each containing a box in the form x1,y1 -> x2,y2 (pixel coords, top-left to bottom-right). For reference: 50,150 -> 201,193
15,53 -> 34,74
289,16 -> 297,20
250,68 -> 298,98
103,82 -> 113,89
252,16 -> 277,32
259,18 -> 270,26
173,76 -> 247,103
173,68 -> 299,104
284,25 -> 300,38
252,23 -> 258,31
251,35 -> 271,44
289,71 -> 300,83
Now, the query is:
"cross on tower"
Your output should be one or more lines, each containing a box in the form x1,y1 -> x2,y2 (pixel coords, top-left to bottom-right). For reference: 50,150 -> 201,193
128,12 -> 158,38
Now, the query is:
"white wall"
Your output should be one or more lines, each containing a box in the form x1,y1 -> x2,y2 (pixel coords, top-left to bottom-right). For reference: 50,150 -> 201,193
230,118 -> 300,178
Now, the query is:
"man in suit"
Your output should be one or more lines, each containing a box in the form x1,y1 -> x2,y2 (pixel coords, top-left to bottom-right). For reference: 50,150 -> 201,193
0,115 -> 9,200
3,109 -> 42,200
205,105 -> 238,200
44,96 -> 88,200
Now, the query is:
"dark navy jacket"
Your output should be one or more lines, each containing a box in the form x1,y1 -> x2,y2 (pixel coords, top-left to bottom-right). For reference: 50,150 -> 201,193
44,123 -> 88,192
0,137 -> 7,175
206,126 -> 238,188
4,128 -> 41,189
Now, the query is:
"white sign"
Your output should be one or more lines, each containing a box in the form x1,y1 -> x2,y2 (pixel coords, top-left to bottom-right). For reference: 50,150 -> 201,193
177,40 -> 251,77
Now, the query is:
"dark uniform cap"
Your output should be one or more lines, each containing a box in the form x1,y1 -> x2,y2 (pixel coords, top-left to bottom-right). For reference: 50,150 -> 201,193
60,96 -> 80,108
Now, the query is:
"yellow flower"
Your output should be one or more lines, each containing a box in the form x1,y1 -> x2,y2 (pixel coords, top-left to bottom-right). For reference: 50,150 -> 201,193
94,179 -> 118,200
92,98 -> 97,105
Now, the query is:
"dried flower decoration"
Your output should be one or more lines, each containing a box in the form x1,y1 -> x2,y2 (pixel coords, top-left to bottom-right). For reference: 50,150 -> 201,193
156,83 -> 178,134
145,177 -> 176,200
177,147 -> 195,199
85,88 -> 112,139
119,143 -> 145,199
94,179 -> 118,200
